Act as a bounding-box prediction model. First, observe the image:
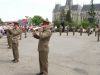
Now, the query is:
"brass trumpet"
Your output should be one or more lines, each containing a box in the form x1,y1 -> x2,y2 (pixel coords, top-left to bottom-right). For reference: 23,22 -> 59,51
32,26 -> 42,32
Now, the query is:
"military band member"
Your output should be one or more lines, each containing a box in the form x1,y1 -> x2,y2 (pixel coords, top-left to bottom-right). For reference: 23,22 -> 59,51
33,21 -> 52,75
95,25 -> 99,37
87,27 -> 90,36
24,26 -> 27,38
6,27 -> 12,49
80,26 -> 83,36
96,24 -> 100,42
72,26 -> 75,36
95,28 -> 97,36
59,25 -> 63,36
65,26 -> 69,36
9,22 -> 22,63
19,26 -> 22,40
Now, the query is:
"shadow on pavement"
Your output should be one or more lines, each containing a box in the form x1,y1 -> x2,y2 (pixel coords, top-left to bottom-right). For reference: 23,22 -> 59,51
0,59 -> 11,64
14,73 -> 36,75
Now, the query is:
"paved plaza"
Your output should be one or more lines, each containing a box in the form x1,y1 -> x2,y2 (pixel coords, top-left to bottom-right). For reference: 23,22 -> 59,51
0,32 -> 100,75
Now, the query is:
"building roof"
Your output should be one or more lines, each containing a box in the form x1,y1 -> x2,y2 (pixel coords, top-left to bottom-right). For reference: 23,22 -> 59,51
94,4 -> 100,10
60,6 -> 65,11
82,4 -> 100,11
53,5 -> 66,13
53,4 -> 61,12
53,3 -> 100,13
71,5 -> 79,10
53,4 -> 81,13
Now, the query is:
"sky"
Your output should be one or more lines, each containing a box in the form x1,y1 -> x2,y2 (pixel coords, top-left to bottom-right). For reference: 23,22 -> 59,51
0,0 -> 100,22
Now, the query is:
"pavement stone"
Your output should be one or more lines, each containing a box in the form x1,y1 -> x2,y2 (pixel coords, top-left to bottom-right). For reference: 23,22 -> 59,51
0,32 -> 100,75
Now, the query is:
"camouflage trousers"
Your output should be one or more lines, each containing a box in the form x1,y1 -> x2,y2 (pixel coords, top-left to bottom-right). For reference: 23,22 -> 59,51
39,51 -> 48,75
12,43 -> 19,60
7,37 -> 12,48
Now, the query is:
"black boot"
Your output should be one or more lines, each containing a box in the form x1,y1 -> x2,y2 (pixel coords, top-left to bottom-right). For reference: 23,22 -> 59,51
36,72 -> 43,75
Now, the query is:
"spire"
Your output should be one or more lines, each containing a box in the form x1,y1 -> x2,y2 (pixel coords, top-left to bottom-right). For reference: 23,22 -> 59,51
65,0 -> 68,5
65,0 -> 73,6
65,0 -> 73,9
91,0 -> 93,4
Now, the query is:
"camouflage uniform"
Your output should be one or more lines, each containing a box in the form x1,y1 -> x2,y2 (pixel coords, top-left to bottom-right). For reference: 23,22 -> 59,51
59,25 -> 63,36
33,29 -> 52,75
6,29 -> 12,49
87,27 -> 90,36
80,26 -> 83,36
19,27 -> 22,40
97,28 -> 100,41
72,27 -> 75,36
9,28 -> 22,63
65,26 -> 69,36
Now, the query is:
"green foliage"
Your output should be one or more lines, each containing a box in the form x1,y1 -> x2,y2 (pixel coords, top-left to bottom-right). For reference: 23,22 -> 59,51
18,19 -> 22,25
64,21 -> 78,28
88,0 -> 96,24
53,20 -> 61,28
80,20 -> 90,29
64,10 -> 73,30
65,10 -> 72,23
32,15 -> 44,26
64,21 -> 69,26
53,20 -> 61,31
27,17 -> 32,26
80,19 -> 95,29
90,22 -> 96,28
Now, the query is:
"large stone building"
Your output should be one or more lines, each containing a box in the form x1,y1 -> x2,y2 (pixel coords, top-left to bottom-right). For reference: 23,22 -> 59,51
53,0 -> 100,24
81,4 -> 100,23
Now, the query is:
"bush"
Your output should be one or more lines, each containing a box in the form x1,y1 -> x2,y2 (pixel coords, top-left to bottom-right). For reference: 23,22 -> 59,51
80,20 -> 90,29
53,20 -> 61,29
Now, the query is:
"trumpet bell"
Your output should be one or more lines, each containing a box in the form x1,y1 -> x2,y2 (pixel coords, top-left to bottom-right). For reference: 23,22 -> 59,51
33,27 -> 41,30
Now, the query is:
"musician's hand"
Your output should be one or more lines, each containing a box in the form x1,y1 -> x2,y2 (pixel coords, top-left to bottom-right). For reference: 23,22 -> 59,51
32,29 -> 35,32
31,27 -> 36,33
32,30 -> 36,34
38,27 -> 43,32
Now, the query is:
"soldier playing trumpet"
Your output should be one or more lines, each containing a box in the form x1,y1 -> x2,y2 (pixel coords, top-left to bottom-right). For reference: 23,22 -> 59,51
6,25 -> 12,49
8,22 -> 22,63
32,21 -> 52,75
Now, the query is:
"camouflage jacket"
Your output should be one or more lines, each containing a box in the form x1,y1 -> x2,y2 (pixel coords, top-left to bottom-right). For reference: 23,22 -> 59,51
9,29 -> 22,43
33,30 -> 52,51
6,29 -> 12,38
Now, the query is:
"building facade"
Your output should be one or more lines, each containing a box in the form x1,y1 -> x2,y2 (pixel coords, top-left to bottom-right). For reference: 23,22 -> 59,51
81,4 -> 100,24
53,0 -> 100,24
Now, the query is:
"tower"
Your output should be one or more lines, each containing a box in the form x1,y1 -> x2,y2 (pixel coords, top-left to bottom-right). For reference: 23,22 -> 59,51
65,0 -> 73,9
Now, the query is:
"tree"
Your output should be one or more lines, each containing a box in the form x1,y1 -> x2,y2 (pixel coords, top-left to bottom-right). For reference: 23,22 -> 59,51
81,20 -> 90,29
60,8 -> 66,32
32,15 -> 44,26
65,10 -> 72,23
65,9 -> 73,30
27,17 -> 32,26
53,20 -> 60,28
53,20 -> 61,31
18,19 -> 22,26
88,0 -> 96,26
